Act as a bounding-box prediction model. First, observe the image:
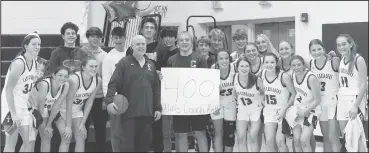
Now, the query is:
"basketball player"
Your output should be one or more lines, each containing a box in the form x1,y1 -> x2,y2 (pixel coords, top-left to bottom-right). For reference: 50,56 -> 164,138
1,32 -> 41,152
210,50 -> 237,152
336,34 -> 367,152
286,55 -> 321,152
33,66 -> 70,152
278,40 -> 317,152
104,35 -> 162,152
242,42 -> 265,151
308,39 -> 341,152
234,57 -> 264,152
278,40 -> 295,76
59,56 -> 102,152
245,42 -> 264,77
45,22 -> 87,75
261,53 -> 296,152
230,29 -> 247,62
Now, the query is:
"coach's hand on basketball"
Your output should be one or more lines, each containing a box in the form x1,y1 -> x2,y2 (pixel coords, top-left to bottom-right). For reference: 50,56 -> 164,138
154,111 -> 161,121
107,103 -> 118,114
79,123 -> 87,139
63,126 -> 72,140
349,105 -> 359,119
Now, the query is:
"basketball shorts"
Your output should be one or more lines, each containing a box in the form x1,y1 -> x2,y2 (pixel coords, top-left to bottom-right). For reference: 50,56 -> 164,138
319,95 -> 338,121
337,95 -> 365,121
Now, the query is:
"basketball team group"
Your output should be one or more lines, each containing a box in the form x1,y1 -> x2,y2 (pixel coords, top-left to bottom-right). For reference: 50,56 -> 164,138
1,17 -> 368,153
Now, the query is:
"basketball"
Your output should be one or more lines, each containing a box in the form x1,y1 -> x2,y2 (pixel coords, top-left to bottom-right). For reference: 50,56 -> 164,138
113,94 -> 129,114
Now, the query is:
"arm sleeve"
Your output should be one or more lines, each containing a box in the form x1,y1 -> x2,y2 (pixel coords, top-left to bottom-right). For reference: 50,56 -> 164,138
104,59 -> 125,105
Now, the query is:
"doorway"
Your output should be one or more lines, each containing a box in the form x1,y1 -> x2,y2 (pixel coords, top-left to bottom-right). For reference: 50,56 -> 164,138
255,21 -> 295,49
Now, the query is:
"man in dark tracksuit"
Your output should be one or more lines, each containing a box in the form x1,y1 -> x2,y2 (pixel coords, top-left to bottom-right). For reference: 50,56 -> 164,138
125,18 -> 164,152
104,35 -> 162,152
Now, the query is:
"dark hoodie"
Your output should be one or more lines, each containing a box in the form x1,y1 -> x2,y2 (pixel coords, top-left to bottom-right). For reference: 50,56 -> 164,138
45,46 -> 88,75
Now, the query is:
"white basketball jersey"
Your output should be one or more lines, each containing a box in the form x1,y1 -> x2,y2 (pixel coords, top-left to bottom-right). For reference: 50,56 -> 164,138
42,78 -> 64,111
1,55 -> 38,108
61,71 -> 98,112
234,73 -> 263,111
338,54 -> 361,95
251,57 -> 264,77
219,64 -> 236,108
292,71 -> 315,106
310,58 -> 339,96
261,69 -> 290,109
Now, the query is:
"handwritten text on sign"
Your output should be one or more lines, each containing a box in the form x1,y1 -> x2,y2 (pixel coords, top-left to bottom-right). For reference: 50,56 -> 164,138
161,68 -> 220,115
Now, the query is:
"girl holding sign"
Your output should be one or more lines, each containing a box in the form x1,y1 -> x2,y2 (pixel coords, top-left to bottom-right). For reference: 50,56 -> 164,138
210,50 -> 237,152
261,53 -> 296,152
59,56 -> 102,152
233,57 -> 264,152
33,66 -> 70,152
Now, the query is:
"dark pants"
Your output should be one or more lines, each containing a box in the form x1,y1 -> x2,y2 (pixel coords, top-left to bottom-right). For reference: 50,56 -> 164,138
85,98 -> 109,152
121,116 -> 153,152
110,114 -> 123,152
152,117 -> 163,152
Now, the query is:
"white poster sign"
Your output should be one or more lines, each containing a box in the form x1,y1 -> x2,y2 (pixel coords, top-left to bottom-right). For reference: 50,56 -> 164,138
161,68 -> 220,115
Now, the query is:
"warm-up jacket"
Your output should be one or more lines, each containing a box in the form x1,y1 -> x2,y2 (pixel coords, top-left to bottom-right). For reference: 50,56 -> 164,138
104,55 -> 162,119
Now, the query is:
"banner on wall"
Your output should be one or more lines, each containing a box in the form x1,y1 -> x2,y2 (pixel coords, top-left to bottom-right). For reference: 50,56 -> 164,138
161,68 -> 220,115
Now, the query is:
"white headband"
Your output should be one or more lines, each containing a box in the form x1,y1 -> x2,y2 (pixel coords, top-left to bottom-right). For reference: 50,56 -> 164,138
25,32 -> 40,38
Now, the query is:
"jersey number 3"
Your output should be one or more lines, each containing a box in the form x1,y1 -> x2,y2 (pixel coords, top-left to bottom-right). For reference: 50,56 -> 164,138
320,82 -> 326,91
22,83 -> 33,94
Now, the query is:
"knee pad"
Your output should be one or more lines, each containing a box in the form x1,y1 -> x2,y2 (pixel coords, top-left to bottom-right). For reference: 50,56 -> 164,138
223,120 -> 236,147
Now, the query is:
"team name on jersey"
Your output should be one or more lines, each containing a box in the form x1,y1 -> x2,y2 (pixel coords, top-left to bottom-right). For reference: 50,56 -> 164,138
46,99 -> 56,104
23,75 -> 37,82
264,87 -> 281,94
340,68 -> 354,77
220,82 -> 233,88
296,87 -> 308,97
316,73 -> 333,80
75,93 -> 92,98
236,91 -> 255,97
